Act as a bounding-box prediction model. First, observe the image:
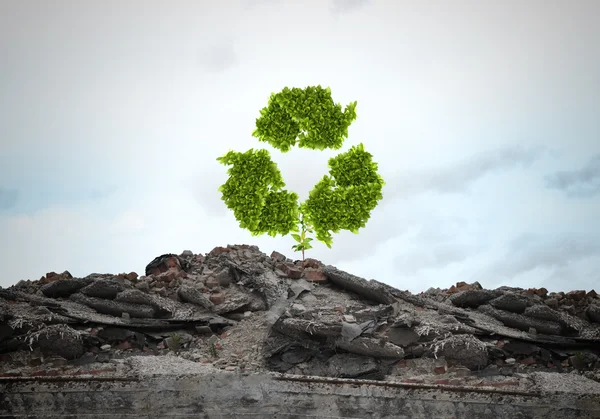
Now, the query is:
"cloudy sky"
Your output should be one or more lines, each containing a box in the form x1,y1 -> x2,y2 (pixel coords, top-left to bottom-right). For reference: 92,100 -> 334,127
1,0 -> 599,293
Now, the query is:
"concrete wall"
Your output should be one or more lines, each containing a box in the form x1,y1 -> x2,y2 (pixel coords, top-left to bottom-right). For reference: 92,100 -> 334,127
2,372 -> 599,419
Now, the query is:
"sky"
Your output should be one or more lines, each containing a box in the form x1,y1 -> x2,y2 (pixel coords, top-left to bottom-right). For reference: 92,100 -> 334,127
1,0 -> 599,293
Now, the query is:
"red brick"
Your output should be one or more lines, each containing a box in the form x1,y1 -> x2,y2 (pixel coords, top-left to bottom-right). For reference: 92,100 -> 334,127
434,366 -> 447,375
209,292 -> 226,305
519,357 -> 536,365
304,269 -> 327,282
117,341 -> 132,350
209,246 -> 231,256
395,360 -> 408,368
303,258 -> 322,269
280,263 -> 303,279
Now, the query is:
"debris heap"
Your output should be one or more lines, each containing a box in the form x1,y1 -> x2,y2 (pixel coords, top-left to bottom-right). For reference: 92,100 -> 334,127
1,245 -> 599,387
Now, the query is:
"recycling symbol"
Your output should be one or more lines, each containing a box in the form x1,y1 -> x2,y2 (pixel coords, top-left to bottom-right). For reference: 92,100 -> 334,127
217,85 -> 385,250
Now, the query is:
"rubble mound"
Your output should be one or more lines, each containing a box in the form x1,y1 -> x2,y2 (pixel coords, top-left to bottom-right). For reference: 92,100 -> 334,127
1,245 -> 599,386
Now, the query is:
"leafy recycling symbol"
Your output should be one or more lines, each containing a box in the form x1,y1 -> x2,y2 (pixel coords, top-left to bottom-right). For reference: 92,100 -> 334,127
217,85 -> 385,258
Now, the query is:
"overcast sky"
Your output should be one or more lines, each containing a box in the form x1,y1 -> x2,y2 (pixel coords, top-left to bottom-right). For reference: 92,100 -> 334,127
1,0 -> 599,293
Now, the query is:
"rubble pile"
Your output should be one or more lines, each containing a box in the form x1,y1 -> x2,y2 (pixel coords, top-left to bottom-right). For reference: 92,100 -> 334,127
1,244 -> 599,386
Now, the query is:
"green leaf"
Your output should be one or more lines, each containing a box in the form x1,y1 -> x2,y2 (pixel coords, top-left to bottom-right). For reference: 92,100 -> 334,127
291,233 -> 302,243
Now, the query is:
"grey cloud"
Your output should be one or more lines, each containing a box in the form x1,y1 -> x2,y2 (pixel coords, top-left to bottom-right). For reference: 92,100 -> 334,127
393,243 -> 475,276
544,154 -> 600,197
391,219 -> 480,275
487,232 -> 600,279
0,187 -> 18,209
330,0 -> 371,14
384,145 -> 545,200
198,39 -> 238,73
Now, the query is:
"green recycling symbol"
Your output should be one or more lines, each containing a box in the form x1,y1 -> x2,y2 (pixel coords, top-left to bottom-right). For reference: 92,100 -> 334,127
217,85 -> 385,254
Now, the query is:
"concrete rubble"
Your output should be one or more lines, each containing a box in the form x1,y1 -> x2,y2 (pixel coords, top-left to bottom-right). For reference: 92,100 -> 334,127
1,244 -> 600,409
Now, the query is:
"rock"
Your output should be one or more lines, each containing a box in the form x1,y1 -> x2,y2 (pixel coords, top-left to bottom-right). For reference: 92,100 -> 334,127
40,277 -> 94,298
135,280 -> 150,292
270,251 -> 286,262
566,290 -> 586,302
205,277 -> 219,289
97,327 -> 136,342
145,254 -> 190,276
213,291 -> 252,315
40,270 -> 73,284
303,269 -> 328,283
449,290 -> 499,308
33,325 -> 85,360
181,250 -> 194,257
81,279 -> 125,299
209,292 -> 226,306
587,304 -> 600,324
281,264 -> 303,279
524,305 -> 562,322
115,289 -> 171,316
489,293 -> 534,314
322,265 -> 395,304
326,354 -> 380,378
336,337 -> 405,359
569,352 -> 599,370
70,293 -> 155,318
280,345 -> 314,365
503,342 -> 540,356
215,269 -> 232,288
428,335 -> 488,371
478,305 -> 563,335
388,327 -> 420,347
177,286 -> 214,310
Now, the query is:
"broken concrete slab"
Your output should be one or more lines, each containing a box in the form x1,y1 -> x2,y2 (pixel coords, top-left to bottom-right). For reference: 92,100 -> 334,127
322,265 -> 395,304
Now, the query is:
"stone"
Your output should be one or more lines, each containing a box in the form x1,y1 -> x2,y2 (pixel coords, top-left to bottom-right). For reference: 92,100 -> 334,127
81,279 -> 125,299
587,304 -> 600,324
478,305 -> 562,335
209,292 -> 226,305
322,265 -> 395,304
270,251 -> 286,262
281,264 -> 303,279
205,276 -> 220,289
215,269 -> 232,287
326,354 -> 380,378
145,254 -> 190,276
428,335 -> 488,371
178,286 -> 214,310
34,325 -> 85,360
100,344 -> 111,351
303,269 -> 328,283
503,342 -> 540,356
489,293 -> 534,314
181,250 -> 194,257
213,291 -> 252,315
40,277 -> 94,298
70,293 -> 155,318
449,290 -> 499,308
135,281 -> 150,292
523,305 -> 562,322
388,327 -> 420,347
566,290 -> 586,302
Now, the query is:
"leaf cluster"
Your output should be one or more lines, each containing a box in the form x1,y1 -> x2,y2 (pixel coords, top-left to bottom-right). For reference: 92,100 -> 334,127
217,148 -> 299,237
301,143 -> 385,247
252,85 -> 357,152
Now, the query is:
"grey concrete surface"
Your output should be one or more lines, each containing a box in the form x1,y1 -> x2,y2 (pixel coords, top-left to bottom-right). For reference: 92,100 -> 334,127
2,369 -> 599,419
